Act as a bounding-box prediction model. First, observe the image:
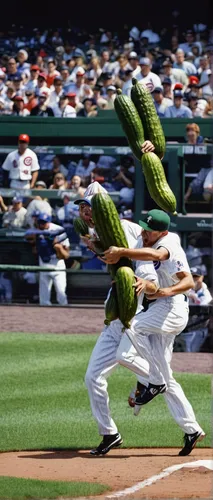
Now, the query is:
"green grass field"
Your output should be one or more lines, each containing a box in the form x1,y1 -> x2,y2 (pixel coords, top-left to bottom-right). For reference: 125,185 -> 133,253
0,477 -> 109,500
0,332 -> 211,451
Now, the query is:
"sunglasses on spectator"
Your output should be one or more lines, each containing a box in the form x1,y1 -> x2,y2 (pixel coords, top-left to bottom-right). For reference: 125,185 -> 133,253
55,176 -> 64,180
55,82 -> 62,86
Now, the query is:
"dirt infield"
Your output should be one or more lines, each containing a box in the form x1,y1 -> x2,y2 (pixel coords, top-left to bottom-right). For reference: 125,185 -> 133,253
0,448 -> 212,499
0,305 -> 212,499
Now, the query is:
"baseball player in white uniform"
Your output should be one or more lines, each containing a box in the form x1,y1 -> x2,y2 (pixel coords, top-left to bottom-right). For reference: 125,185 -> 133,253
2,134 -> 40,189
26,212 -> 70,305
104,209 -> 205,456
84,214 -> 159,455
75,191 -> 204,456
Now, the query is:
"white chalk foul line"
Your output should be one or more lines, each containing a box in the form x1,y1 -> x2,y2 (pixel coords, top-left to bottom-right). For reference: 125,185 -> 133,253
106,460 -> 213,498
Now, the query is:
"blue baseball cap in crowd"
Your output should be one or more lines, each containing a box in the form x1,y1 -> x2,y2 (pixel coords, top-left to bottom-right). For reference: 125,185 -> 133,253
12,195 -> 23,203
37,213 -> 52,222
153,87 -> 163,93
162,77 -> 172,85
190,266 -> 204,276
74,196 -> 92,206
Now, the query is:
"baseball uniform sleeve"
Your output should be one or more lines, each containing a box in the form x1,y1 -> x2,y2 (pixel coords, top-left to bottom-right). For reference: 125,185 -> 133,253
135,260 -> 159,285
168,248 -> 191,276
121,219 -> 142,247
31,152 -> 40,172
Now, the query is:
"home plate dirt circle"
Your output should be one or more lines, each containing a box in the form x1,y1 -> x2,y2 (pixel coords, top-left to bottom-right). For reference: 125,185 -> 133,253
0,448 -> 212,499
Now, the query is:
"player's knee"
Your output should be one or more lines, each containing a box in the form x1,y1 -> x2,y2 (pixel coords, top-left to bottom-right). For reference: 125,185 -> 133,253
116,347 -> 129,366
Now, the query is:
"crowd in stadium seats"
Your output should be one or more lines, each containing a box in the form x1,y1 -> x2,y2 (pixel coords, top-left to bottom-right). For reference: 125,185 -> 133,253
0,23 -> 212,117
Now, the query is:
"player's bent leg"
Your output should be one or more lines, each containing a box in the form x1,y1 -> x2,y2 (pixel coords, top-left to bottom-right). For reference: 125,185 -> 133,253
116,331 -> 149,386
54,271 -> 68,305
116,331 -> 149,408
39,272 -> 52,306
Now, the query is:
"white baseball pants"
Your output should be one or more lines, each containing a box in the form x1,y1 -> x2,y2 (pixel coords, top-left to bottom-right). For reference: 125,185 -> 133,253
85,315 -> 203,436
39,271 -> 68,306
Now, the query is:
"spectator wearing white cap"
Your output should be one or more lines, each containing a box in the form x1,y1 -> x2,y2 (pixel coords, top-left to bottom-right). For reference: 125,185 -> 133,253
48,76 -> 64,107
2,195 -> 27,229
52,94 -> 76,118
164,89 -> 193,118
105,85 -> 116,109
30,90 -> 54,116
153,87 -> 173,117
16,50 -> 30,78
136,57 -> 161,92
173,49 -> 197,76
128,52 -> 141,78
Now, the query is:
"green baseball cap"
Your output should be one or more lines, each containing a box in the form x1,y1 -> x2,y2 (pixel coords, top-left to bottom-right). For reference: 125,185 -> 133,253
139,209 -> 170,232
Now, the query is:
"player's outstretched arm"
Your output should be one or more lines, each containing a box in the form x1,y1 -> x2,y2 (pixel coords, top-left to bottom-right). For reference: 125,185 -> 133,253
103,246 -> 168,264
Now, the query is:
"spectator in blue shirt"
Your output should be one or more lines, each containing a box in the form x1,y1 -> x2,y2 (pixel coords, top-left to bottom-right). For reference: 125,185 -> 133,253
153,87 -> 173,117
164,89 -> 193,118
173,49 -> 197,76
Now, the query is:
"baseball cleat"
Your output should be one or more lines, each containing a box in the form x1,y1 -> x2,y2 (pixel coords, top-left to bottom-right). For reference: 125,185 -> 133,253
128,382 -> 147,408
179,431 -> 206,456
90,433 -> 123,456
128,388 -> 136,408
134,382 -> 166,414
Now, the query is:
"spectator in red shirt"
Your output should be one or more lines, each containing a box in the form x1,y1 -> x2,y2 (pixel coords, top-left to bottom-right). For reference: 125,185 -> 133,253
24,90 -> 38,112
46,59 -> 60,88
